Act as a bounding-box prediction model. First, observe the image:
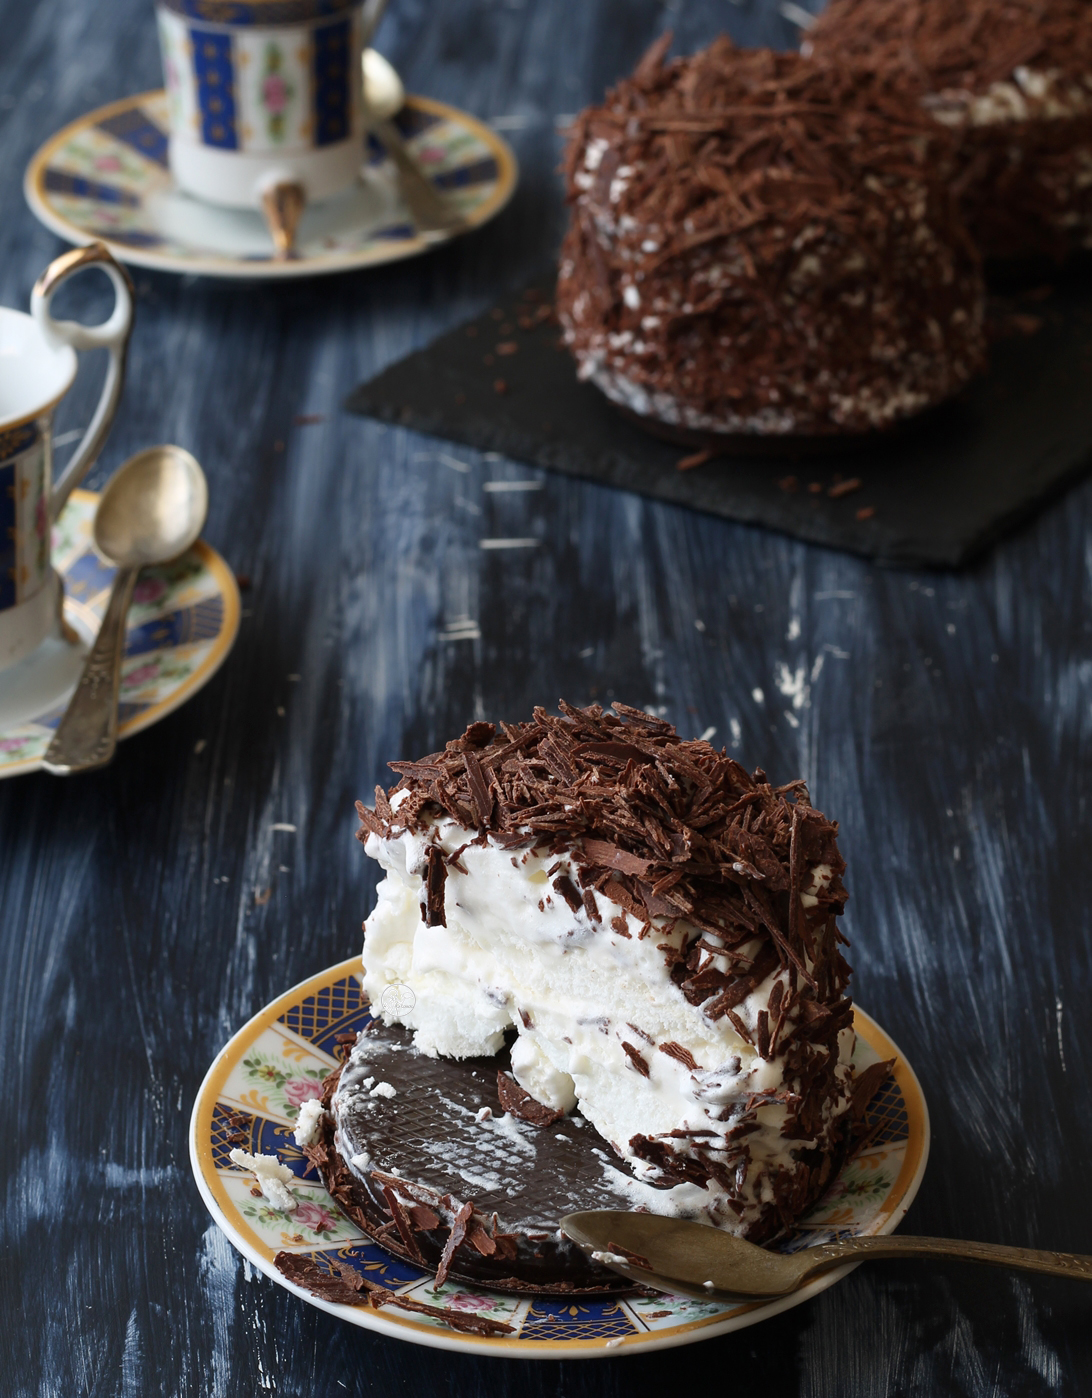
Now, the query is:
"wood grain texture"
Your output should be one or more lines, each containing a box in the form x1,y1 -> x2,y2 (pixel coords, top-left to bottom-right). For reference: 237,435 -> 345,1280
1,1 -> 1090,1394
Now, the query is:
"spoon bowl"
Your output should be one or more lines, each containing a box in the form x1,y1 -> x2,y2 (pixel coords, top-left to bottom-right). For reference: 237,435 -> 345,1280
94,444 -> 207,567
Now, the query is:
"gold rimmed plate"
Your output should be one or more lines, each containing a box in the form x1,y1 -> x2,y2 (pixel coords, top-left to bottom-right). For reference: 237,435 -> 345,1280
190,957 -> 930,1358
24,90 -> 518,279
0,489 -> 240,778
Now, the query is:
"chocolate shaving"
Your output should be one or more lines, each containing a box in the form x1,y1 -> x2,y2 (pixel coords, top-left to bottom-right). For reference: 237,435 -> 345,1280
552,873 -> 583,914
381,1184 -> 427,1263
658,1040 -> 700,1070
425,845 -> 447,927
805,0 -> 1092,260
621,1041 -> 651,1077
435,1201 -> 473,1287
496,1071 -> 565,1127
275,1253 -> 516,1336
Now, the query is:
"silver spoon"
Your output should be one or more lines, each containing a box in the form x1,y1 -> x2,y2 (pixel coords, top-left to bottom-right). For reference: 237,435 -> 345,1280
562,1211 -> 1092,1303
42,445 -> 208,776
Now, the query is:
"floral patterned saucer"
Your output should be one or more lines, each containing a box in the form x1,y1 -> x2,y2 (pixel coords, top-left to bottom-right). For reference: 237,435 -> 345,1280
190,957 -> 930,1358
23,90 -> 517,280
0,489 -> 239,778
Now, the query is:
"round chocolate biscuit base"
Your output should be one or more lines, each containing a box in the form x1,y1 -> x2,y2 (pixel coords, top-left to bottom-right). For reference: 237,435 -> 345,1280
319,1022 -> 638,1295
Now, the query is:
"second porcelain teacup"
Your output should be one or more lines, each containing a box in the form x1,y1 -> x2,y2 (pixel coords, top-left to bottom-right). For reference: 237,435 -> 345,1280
0,243 -> 134,671
157,0 -> 365,209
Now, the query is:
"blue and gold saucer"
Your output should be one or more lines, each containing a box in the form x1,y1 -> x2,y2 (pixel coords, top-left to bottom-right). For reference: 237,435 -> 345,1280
0,489 -> 240,778
24,90 -> 518,279
191,958 -> 930,1358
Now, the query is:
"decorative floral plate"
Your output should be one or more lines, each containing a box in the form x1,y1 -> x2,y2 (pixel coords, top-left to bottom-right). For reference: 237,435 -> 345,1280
0,489 -> 240,778
190,957 -> 930,1358
24,90 -> 517,279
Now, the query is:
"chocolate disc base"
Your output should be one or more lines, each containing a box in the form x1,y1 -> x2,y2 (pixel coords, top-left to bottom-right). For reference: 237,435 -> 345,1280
317,1022 -> 639,1295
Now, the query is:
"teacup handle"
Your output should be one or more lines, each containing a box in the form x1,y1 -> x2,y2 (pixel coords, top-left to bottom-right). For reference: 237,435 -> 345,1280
31,242 -> 135,521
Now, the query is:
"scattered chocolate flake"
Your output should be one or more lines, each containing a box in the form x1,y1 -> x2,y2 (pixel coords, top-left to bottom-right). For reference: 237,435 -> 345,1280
658,1040 -> 699,1070
676,447 -> 712,472
425,845 -> 447,927
552,873 -> 583,914
274,1252 -> 366,1305
276,1252 -> 515,1335
435,1201 -> 473,1287
856,506 -> 876,521
381,1184 -> 427,1263
778,475 -> 799,494
493,378 -> 509,394
621,1041 -> 651,1077
808,482 -> 824,494
497,1071 -> 565,1127
496,341 -> 519,355
827,478 -> 862,499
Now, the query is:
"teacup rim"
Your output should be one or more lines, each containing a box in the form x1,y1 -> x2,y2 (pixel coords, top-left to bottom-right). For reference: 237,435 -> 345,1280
0,305 -> 78,431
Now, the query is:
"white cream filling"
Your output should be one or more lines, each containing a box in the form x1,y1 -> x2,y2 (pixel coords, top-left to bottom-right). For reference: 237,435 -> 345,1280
228,1148 -> 297,1212
357,803 -> 854,1230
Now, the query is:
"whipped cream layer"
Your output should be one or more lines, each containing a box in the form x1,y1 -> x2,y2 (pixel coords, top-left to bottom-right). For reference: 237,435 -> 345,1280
359,798 -> 855,1235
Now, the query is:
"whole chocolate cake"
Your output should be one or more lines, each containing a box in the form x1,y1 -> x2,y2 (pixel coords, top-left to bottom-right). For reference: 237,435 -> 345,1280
305,702 -> 890,1293
803,0 -> 1092,262
556,35 -> 985,439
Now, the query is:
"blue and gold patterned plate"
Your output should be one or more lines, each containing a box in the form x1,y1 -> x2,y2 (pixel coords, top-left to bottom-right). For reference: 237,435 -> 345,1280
24,89 -> 517,280
0,488 -> 240,778
190,958 -> 930,1357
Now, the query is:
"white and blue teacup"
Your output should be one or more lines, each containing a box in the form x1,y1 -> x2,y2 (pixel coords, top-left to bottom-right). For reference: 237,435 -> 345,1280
157,0 -> 365,209
0,244 -> 134,672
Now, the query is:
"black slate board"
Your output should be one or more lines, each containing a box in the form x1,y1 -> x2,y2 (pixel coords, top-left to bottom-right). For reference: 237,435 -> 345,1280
346,269 -> 1092,568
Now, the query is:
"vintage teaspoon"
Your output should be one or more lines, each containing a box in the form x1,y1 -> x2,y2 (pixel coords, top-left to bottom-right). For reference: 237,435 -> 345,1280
42,445 -> 207,776
562,1211 -> 1092,1303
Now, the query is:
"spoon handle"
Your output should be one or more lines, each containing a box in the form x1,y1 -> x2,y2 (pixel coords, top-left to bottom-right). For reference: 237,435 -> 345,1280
370,118 -> 465,234
42,565 -> 139,776
802,1235 -> 1092,1285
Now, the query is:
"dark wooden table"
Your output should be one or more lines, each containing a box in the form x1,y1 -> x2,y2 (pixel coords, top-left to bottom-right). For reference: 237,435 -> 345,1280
2,1 -> 1090,1393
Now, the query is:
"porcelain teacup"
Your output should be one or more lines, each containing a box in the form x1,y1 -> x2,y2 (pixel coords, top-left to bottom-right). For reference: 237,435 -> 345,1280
0,243 -> 134,672
156,0 -> 365,210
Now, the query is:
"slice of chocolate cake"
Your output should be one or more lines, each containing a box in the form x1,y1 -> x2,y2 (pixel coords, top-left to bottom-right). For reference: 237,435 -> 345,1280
556,35 -> 985,438
803,0 -> 1092,263
338,701 -> 885,1272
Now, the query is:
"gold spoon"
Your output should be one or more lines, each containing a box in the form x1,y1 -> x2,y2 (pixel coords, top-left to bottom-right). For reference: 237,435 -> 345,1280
562,1211 -> 1092,1303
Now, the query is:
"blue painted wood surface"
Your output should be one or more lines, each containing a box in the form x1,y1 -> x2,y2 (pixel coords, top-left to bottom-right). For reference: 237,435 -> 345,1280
1,1 -> 1090,1392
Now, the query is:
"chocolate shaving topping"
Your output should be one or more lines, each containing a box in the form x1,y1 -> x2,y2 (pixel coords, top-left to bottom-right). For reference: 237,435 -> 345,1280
658,1040 -> 700,1071
555,35 -> 985,436
496,1070 -> 565,1127
621,1041 -> 651,1077
355,701 -> 878,1243
425,845 -> 447,927
804,0 -> 1092,260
